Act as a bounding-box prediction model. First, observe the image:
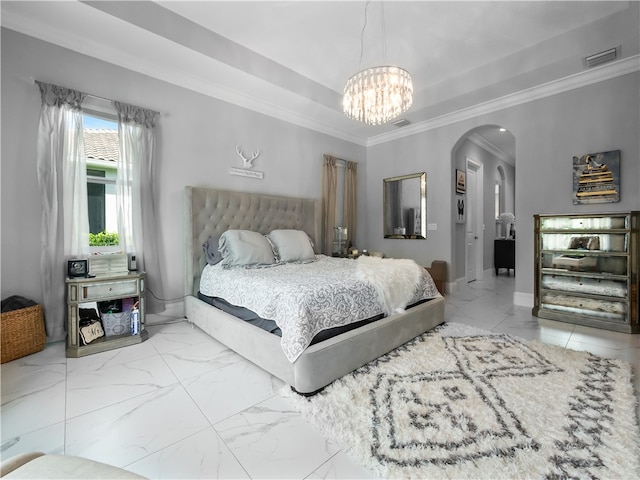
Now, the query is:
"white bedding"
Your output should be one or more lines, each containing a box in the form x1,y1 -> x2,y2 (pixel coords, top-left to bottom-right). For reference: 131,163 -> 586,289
199,254 -> 440,362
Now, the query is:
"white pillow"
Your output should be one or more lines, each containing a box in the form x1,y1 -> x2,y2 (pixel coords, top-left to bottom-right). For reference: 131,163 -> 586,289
219,230 -> 276,267
268,229 -> 315,263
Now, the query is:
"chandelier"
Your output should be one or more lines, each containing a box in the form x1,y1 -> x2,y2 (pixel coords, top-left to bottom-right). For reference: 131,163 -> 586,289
343,66 -> 413,125
342,2 -> 413,125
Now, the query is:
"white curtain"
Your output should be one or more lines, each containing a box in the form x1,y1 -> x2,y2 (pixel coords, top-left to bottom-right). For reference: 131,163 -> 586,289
113,101 -> 166,313
36,81 -> 89,340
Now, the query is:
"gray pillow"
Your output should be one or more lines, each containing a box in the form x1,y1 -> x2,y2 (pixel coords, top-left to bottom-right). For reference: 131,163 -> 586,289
219,230 -> 276,267
268,229 -> 315,263
202,235 -> 223,266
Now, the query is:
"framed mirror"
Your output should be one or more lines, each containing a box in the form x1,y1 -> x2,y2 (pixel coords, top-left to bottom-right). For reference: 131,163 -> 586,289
383,172 -> 426,239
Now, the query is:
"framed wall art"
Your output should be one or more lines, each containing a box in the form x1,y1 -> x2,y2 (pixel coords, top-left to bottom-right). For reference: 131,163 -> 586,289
455,169 -> 466,194
456,195 -> 465,224
572,150 -> 620,204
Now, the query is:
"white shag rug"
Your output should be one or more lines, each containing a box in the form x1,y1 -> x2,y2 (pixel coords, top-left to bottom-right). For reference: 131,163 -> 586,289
283,323 -> 640,479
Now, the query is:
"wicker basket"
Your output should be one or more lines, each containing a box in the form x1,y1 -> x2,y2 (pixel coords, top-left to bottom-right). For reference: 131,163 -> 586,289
1,304 -> 46,363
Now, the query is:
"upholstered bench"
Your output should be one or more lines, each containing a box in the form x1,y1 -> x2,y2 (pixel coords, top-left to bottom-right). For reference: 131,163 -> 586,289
0,452 -> 146,479
426,260 -> 446,295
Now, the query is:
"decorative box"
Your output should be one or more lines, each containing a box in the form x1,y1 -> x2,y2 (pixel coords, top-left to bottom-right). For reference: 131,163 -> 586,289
89,254 -> 128,276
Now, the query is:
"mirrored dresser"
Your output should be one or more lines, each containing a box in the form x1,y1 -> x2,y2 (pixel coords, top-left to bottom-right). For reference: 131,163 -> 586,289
533,212 -> 638,333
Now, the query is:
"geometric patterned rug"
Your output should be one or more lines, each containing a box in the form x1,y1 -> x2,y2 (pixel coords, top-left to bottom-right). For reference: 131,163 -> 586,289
283,323 -> 640,479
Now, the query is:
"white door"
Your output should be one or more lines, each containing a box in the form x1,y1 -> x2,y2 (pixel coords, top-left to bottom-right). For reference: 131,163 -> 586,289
466,160 -> 484,282
466,168 -> 477,282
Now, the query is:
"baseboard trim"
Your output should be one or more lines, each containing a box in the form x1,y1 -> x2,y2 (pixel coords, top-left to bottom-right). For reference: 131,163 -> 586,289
514,292 -> 534,308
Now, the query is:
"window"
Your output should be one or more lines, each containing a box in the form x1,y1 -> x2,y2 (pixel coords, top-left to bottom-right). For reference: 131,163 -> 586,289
495,165 -> 506,219
83,113 -> 119,247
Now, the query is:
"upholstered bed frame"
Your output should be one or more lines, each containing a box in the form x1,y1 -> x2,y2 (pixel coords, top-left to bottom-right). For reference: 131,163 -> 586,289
184,186 -> 445,393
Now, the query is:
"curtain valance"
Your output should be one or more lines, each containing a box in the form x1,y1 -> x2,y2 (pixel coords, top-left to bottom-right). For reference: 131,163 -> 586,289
35,80 -> 160,122
112,101 -> 158,128
36,81 -> 85,109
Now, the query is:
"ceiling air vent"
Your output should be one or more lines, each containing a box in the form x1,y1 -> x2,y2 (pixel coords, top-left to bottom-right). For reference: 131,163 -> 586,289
391,118 -> 410,127
583,46 -> 620,68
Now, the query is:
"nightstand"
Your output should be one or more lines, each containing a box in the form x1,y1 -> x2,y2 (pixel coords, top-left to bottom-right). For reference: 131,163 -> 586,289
66,271 -> 148,357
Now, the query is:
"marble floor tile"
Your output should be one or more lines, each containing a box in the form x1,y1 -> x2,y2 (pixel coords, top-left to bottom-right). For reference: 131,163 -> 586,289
536,318 -> 576,340
66,354 -> 179,418
216,395 -> 340,479
0,355 -> 66,441
444,290 -> 482,307
452,308 -> 510,332
534,332 -> 571,348
65,383 -> 210,468
160,338 -> 243,382
125,427 -> 249,479
492,315 -> 548,341
146,320 -> 213,354
570,324 -> 640,349
1,422 -> 65,460
307,451 -> 377,480
66,339 -> 160,375
183,359 -> 284,425
1,342 -> 66,398
0,274 -> 637,479
565,338 -> 633,362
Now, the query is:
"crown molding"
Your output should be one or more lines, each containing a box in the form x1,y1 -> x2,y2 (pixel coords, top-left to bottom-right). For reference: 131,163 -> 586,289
467,133 -> 514,166
367,55 -> 639,146
3,3 -> 637,148
0,10 -> 367,145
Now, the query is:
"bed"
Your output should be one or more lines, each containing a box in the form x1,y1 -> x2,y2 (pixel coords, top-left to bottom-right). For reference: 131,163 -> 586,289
184,186 -> 445,394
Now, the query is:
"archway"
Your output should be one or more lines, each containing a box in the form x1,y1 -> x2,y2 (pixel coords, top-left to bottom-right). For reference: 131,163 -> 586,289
450,125 -> 515,288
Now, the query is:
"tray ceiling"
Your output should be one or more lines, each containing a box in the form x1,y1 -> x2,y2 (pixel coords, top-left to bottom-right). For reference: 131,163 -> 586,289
2,1 -> 637,154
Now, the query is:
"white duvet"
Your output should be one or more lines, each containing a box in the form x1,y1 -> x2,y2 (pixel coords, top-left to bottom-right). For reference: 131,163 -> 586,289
199,254 -> 441,362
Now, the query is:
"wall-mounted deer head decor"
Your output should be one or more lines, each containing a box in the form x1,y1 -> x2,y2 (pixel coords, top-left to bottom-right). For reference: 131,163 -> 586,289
235,145 -> 260,169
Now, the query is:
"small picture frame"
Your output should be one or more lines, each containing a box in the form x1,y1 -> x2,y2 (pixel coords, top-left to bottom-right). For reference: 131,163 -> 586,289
456,195 -> 465,224
67,259 -> 88,277
456,169 -> 466,194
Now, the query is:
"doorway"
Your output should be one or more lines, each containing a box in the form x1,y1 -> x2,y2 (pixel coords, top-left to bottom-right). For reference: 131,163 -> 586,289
451,124 -> 515,289
466,158 -> 483,282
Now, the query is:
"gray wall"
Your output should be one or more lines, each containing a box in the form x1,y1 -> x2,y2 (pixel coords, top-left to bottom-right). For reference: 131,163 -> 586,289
453,137 -> 515,281
364,72 -> 640,302
2,28 -> 639,317
0,29 -> 365,313
508,73 -> 639,304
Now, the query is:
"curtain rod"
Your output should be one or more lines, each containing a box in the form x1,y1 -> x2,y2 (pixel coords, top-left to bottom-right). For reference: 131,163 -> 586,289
32,77 -> 161,116
323,154 -> 357,166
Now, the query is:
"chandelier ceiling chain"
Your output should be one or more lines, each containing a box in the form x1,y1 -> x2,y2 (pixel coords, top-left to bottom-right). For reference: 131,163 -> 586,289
343,0 -> 414,125
380,1 -> 387,65
357,1 -> 368,68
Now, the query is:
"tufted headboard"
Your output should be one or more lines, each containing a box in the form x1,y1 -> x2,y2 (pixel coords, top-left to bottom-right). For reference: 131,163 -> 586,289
184,186 -> 320,296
